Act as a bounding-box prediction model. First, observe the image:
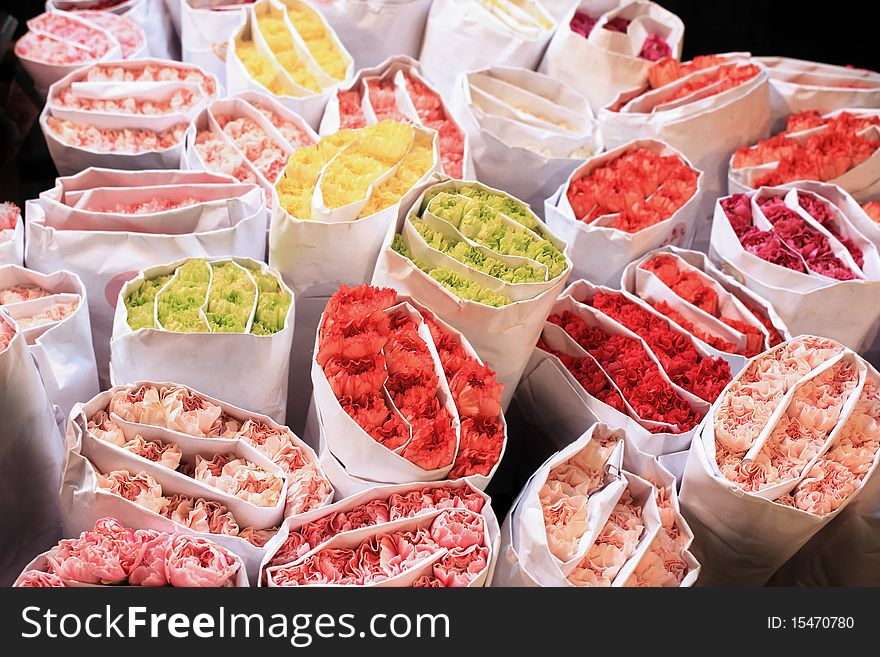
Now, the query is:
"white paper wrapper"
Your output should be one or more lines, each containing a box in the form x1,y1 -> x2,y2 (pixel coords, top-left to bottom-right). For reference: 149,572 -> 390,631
372,177 -> 572,409
539,0 -> 684,112
25,167 -> 268,387
727,108 -> 880,203
756,57 -> 880,132
599,54 -> 772,250
0,265 -> 99,419
110,256 -> 295,423
494,423 -> 699,587
259,480 -> 500,587
225,0 -> 355,129
0,312 -> 65,586
180,0 -> 249,83
311,0 -> 433,70
419,0 -> 555,98
452,65 -> 602,214
709,183 -> 880,353
544,139 -> 703,286
318,55 -> 474,180
679,338 -> 880,586
61,381 -> 333,581
14,543 -> 250,587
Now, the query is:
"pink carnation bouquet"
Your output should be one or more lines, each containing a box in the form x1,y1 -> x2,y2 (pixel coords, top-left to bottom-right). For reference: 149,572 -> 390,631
14,517 -> 244,586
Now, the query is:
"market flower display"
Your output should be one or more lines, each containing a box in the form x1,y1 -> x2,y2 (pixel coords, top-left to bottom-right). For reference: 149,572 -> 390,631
720,190 -> 870,281
495,423 -> 700,587
710,184 -> 880,352
587,290 -> 732,402
542,298 -> 706,434
275,120 -> 435,220
73,10 -> 146,59
266,508 -> 491,586
327,60 -> 466,177
45,117 -> 187,153
125,258 -> 290,336
15,12 -> 116,66
80,383 -> 332,531
266,482 -> 487,569
315,285 -> 505,479
636,252 -> 783,356
391,181 -> 568,307
0,277 -> 82,334
731,111 -> 880,189
684,336 -> 880,539
233,0 -> 352,99
569,10 -> 671,61
14,518 -> 244,587
565,146 -> 699,233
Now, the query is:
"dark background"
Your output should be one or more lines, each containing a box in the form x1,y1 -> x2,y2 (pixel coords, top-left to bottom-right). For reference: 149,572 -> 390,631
0,1 -> 878,518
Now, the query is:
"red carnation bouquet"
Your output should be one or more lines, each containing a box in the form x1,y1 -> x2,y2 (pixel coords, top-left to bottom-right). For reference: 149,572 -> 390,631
710,183 -> 880,351
312,285 -> 506,489
608,54 -> 762,113
532,290 -> 711,458
545,139 -> 703,286
730,110 -> 880,193
626,249 -> 787,359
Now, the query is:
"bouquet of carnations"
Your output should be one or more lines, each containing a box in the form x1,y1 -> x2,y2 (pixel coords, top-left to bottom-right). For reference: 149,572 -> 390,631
373,179 -> 571,409
320,55 -> 470,179
62,382 -> 333,579
15,517 -> 248,587
519,281 -> 717,474
259,480 -> 499,586
598,54 -> 771,247
419,0 -> 555,97
0,265 -> 99,417
0,202 -> 23,266
14,10 -> 144,96
40,59 -> 219,175
181,0 -> 258,82
728,110 -> 880,200
186,91 -> 318,189
544,139 -> 702,285
754,57 -> 880,129
226,0 -> 354,128
311,0 -> 432,70
270,119 -> 438,297
494,423 -> 700,587
0,309 -> 65,585
453,65 -> 602,212
710,183 -> 880,351
111,257 -> 295,422
539,0 -> 684,112
680,335 -> 880,586
620,247 -> 789,368
25,167 -> 268,385
309,285 -> 506,495
47,0 -> 178,60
